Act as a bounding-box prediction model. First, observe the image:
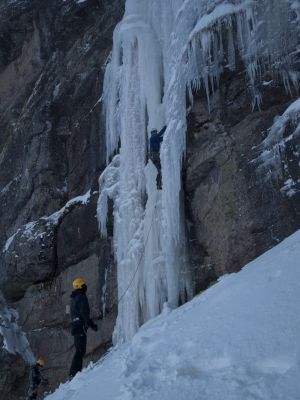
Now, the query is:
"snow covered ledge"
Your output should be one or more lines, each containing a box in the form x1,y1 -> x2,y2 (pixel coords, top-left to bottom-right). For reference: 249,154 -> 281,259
0,190 -> 92,301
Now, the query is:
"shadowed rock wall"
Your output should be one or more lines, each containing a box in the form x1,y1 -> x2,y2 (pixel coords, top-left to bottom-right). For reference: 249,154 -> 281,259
0,0 -> 124,398
185,72 -> 300,293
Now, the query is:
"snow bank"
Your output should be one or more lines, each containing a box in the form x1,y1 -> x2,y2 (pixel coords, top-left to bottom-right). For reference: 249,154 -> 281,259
46,229 -> 300,400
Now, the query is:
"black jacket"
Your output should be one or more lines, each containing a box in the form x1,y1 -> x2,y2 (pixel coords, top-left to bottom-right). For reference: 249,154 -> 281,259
70,289 -> 95,335
29,365 -> 41,388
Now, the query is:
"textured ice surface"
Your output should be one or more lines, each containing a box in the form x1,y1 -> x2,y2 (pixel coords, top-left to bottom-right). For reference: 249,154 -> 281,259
99,0 -> 300,342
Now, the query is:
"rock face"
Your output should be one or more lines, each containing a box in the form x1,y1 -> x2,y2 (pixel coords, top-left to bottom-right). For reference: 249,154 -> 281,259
0,348 -> 25,400
185,72 -> 300,293
0,0 -> 123,398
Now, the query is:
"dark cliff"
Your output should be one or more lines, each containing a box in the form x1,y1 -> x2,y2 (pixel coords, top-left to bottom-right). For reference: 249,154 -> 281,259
0,0 -> 123,398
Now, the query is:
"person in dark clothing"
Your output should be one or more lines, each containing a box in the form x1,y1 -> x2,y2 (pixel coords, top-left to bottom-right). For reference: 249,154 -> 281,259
27,358 -> 44,400
149,125 -> 167,189
69,278 -> 98,379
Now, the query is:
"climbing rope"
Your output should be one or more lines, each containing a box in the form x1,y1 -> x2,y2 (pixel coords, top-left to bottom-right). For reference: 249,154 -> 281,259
116,206 -> 156,307
106,195 -> 158,315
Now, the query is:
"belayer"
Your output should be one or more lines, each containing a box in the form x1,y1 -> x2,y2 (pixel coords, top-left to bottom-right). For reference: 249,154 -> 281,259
27,358 -> 45,400
149,125 -> 167,189
69,278 -> 98,378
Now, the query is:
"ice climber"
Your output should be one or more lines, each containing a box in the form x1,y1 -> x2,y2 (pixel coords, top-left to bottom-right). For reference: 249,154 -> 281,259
69,278 -> 98,378
149,125 -> 167,189
27,358 -> 44,400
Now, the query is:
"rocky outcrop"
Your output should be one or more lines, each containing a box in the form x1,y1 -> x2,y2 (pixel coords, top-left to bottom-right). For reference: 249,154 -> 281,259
0,348 -> 25,400
0,0 -> 123,398
185,72 -> 300,293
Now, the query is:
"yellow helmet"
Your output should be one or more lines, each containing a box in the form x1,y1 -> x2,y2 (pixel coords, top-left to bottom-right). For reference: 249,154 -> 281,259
72,278 -> 86,289
36,358 -> 45,367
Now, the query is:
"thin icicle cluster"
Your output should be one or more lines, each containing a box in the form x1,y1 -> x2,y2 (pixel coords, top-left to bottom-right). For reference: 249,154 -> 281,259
0,292 -> 35,364
255,98 -> 300,182
98,0 -> 300,343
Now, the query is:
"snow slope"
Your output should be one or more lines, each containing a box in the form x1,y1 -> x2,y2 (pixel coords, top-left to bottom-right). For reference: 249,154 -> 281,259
46,230 -> 300,400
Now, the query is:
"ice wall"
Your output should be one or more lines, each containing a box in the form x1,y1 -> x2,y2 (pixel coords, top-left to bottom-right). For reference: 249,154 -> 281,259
98,0 -> 300,343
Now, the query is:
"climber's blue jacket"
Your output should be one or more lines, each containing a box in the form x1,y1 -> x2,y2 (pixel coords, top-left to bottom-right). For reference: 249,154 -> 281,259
149,126 -> 167,153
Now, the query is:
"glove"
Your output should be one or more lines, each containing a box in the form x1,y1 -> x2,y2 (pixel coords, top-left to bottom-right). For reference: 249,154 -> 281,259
90,321 -> 98,332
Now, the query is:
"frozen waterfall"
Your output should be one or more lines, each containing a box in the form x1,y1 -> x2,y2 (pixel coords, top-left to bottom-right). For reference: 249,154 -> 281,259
98,0 -> 300,343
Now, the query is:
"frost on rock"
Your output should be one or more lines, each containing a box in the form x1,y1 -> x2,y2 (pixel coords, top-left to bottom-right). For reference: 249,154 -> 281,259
255,98 -> 300,196
0,292 -> 35,364
44,189 -> 91,226
99,0 -> 300,343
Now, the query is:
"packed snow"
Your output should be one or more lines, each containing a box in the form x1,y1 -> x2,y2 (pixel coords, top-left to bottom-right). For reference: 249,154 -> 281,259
46,229 -> 300,400
98,0 -> 300,343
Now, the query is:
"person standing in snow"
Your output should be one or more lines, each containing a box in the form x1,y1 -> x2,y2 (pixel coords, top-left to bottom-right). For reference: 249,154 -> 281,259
149,125 -> 167,189
69,278 -> 98,378
27,358 -> 44,400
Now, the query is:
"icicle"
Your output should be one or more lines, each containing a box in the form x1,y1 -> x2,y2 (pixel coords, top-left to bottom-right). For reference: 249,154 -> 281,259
97,155 -> 120,238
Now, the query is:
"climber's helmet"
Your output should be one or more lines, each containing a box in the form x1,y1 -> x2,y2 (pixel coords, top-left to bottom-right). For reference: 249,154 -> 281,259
36,358 -> 45,367
150,129 -> 157,135
72,278 -> 87,291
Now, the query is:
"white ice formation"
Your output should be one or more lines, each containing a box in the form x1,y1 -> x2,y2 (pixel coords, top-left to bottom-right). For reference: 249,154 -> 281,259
0,292 -> 35,364
98,0 -> 300,343
254,97 -> 300,197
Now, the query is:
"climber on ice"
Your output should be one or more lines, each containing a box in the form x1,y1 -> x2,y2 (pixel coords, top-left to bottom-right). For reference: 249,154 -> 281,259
149,125 -> 166,189
69,278 -> 99,379
27,358 -> 44,400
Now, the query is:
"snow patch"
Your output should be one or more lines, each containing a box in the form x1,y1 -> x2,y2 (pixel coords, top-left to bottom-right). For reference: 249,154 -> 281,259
53,82 -> 61,98
1,190 -> 91,253
44,190 -> 91,225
